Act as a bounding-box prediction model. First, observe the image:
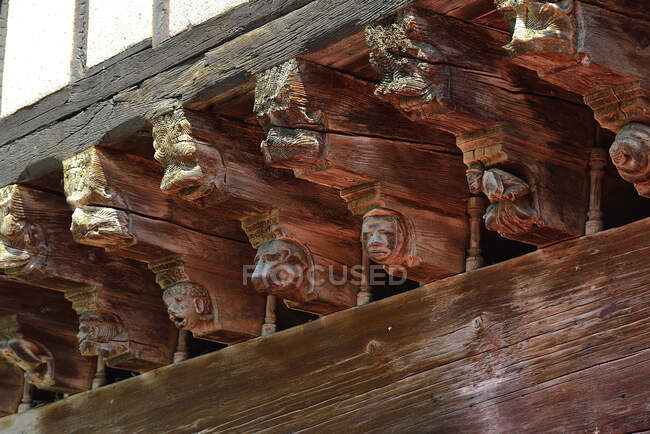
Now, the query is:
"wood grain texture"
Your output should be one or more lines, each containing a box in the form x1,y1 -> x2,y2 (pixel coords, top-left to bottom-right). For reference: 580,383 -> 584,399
0,0 -> 418,187
2,218 -> 648,432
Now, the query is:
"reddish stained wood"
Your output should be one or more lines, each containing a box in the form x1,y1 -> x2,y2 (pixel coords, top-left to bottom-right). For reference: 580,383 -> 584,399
1,218 -> 647,432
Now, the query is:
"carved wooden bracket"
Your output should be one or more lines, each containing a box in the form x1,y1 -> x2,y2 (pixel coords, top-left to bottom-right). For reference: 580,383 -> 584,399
609,123 -> 650,198
0,185 -> 47,276
493,1 -> 649,133
0,315 -> 91,393
63,148 -> 136,251
242,211 -> 356,315
365,10 -> 449,120
149,255 -> 264,343
64,286 -> 172,372
149,105 -> 226,202
341,183 -> 466,283
254,59 -> 330,173
495,0 -> 577,60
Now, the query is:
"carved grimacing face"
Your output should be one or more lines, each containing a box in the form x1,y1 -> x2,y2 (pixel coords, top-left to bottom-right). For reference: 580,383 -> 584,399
252,240 -> 311,295
362,215 -> 401,263
163,283 -> 212,331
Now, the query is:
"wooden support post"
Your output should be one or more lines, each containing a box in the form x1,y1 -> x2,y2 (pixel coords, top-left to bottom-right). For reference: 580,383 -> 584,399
173,331 -> 188,363
261,296 -> 277,336
356,248 -> 372,306
91,354 -> 107,390
465,195 -> 487,271
16,375 -> 32,414
585,148 -> 607,234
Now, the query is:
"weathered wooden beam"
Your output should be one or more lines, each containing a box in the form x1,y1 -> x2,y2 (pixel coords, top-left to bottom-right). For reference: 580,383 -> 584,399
62,147 -> 268,342
2,218 -> 647,432
364,8 -> 592,246
0,184 -> 177,370
0,0 -> 420,187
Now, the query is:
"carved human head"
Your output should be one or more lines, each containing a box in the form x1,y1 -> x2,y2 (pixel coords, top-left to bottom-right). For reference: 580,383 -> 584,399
610,123 -> 650,187
163,282 -> 213,331
252,239 -> 313,297
77,311 -> 127,357
1,338 -> 54,387
362,208 -> 415,268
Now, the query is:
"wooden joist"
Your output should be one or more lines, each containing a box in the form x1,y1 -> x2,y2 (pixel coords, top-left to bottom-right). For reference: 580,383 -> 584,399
1,218 -> 647,432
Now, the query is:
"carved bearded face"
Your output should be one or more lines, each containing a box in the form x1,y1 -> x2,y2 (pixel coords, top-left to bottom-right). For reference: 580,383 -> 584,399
610,123 -> 650,185
362,215 -> 402,263
163,282 -> 213,331
77,311 -> 126,357
252,240 -> 311,297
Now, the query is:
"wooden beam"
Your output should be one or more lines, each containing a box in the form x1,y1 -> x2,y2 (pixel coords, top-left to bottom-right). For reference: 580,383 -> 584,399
0,0 -> 418,187
2,218 -> 648,432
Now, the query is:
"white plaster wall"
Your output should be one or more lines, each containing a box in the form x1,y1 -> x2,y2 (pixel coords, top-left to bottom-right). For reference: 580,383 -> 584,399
1,0 -> 75,117
169,0 -> 249,36
86,0 -> 153,67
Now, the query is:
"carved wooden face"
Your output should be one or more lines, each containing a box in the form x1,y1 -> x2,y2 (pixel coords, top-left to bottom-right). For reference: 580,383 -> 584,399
610,123 -> 650,185
1,339 -> 53,387
252,240 -> 311,297
77,311 -> 126,357
466,167 -> 484,195
163,283 -> 213,331
362,215 -> 402,263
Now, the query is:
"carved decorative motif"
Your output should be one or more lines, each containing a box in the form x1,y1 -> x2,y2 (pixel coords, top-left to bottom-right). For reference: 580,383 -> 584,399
339,182 -> 383,217
241,210 -> 283,249
609,123 -> 650,198
65,287 -> 129,359
584,82 -> 649,133
254,59 -> 329,173
260,128 -> 328,171
0,185 -> 46,274
148,255 -> 216,335
0,316 -> 54,389
466,163 -> 541,239
63,149 -> 136,251
361,208 -> 419,275
150,107 -> 220,201
251,239 -> 314,300
366,10 -> 448,120
495,0 -> 577,58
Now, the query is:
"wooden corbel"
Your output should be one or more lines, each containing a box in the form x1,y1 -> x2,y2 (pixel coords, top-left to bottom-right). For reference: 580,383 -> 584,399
340,183 -> 466,283
65,286 -> 175,371
609,123 -> 650,198
148,105 -> 227,203
0,315 -> 92,393
242,210 -> 357,315
494,0 -> 649,133
0,359 -> 23,416
148,255 -> 265,344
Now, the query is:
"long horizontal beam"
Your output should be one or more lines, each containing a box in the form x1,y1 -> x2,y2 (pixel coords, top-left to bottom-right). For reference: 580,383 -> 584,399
2,217 -> 648,432
0,0 -> 417,187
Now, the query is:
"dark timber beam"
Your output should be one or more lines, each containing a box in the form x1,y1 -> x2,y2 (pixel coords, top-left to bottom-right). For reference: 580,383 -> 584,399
2,218 -> 648,432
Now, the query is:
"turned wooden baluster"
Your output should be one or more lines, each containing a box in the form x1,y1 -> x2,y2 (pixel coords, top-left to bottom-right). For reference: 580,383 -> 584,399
261,295 -> 278,336
17,374 -> 33,413
357,249 -> 372,306
173,331 -> 188,363
465,196 -> 487,271
585,148 -> 607,235
91,354 -> 107,390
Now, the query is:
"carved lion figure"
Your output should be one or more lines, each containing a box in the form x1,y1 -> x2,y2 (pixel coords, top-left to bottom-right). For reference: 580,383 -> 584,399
163,282 -> 214,332
252,239 -> 313,299
609,123 -> 650,197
